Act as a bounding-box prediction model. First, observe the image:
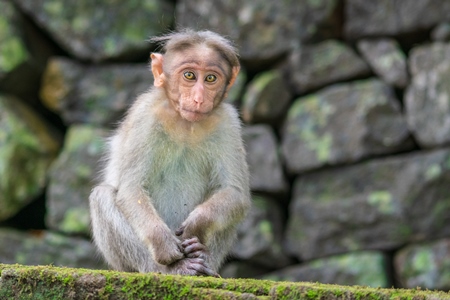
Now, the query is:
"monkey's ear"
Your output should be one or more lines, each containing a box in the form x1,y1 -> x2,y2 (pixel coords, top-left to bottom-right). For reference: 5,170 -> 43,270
227,66 -> 240,90
150,53 -> 165,87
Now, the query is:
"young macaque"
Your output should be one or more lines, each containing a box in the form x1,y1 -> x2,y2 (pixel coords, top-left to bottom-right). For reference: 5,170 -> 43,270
89,29 -> 251,277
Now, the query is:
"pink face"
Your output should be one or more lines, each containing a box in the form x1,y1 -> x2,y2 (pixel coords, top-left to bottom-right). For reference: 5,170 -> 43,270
163,46 -> 230,122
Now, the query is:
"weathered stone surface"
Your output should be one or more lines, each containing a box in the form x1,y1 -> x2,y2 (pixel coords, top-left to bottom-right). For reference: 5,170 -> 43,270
431,23 -> 450,42
285,40 -> 370,94
0,0 -> 28,79
226,69 -> 247,107
2,264 -> 450,300
176,0 -> 340,64
47,125 -> 108,235
285,148 -> 450,261
281,79 -> 413,174
0,229 -> 105,269
0,0 -> 54,100
395,238 -> 450,290
345,0 -> 450,39
264,251 -> 389,288
0,94 -> 60,222
241,70 -> 291,124
405,43 -> 450,148
357,38 -> 409,88
15,0 -> 174,62
233,196 -> 291,269
40,57 -> 152,127
243,126 -> 287,194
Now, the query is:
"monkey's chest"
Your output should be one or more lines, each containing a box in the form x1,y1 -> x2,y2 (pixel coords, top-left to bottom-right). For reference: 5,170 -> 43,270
145,141 -> 216,230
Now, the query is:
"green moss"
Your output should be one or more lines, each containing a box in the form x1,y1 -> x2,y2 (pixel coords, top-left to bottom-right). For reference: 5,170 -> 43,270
0,36 -> 28,73
0,97 -> 58,220
287,95 -> 334,163
259,220 -> 273,240
60,207 -> 90,233
0,1 -> 29,75
425,164 -> 442,181
367,191 -> 395,215
1,264 -> 450,299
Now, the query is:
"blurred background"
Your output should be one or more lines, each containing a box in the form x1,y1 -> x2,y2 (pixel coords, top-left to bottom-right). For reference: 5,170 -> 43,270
1,0 -> 450,291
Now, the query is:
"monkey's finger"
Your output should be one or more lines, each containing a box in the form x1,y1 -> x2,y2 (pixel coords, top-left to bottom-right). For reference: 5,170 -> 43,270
183,242 -> 206,255
181,237 -> 202,249
188,261 -> 219,277
175,226 -> 185,236
181,236 -> 199,246
197,266 -> 220,278
186,250 -> 206,259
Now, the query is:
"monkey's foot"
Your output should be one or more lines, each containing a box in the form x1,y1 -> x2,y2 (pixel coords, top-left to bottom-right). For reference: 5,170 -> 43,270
169,257 -> 219,277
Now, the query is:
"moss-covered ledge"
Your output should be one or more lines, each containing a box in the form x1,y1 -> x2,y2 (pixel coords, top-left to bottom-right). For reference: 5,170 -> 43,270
1,264 -> 449,300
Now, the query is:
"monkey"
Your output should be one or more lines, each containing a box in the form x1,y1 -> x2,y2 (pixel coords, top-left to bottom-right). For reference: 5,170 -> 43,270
89,29 -> 251,277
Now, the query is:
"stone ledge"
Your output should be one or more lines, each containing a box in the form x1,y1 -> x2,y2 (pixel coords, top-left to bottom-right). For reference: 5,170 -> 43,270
1,263 -> 449,299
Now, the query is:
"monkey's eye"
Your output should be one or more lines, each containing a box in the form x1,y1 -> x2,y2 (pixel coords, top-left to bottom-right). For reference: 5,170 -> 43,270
183,71 -> 196,80
205,74 -> 217,83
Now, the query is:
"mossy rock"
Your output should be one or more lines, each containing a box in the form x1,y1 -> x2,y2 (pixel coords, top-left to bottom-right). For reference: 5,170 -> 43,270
1,264 -> 449,299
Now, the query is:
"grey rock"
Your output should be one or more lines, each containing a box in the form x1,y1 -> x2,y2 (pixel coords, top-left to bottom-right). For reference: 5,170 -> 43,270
405,42 -> 450,148
40,57 -> 152,127
220,261 -> 270,279
226,69 -> 247,107
0,1 -> 29,79
395,238 -> 450,290
284,148 -> 450,261
431,23 -> 450,42
241,70 -> 291,124
0,228 -> 106,269
243,125 -> 288,194
175,0 -> 340,64
285,40 -> 370,94
281,78 -> 413,174
233,196 -> 291,269
357,38 -> 409,88
264,251 -> 389,288
345,0 -> 450,39
0,0 -> 54,100
15,0 -> 174,62
46,125 -> 108,235
0,94 -> 60,221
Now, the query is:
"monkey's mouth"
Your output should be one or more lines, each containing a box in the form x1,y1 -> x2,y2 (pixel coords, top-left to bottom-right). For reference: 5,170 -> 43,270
181,108 -> 210,122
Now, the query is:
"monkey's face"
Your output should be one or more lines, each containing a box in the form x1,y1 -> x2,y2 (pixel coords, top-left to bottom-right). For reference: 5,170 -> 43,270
164,46 -> 230,123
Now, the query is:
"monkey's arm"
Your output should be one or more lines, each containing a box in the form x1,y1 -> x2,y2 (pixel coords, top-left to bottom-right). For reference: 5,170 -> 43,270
115,185 -> 184,265
105,99 -> 184,266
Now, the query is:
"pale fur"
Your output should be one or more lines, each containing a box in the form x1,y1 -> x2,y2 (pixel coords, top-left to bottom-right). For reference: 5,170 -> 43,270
89,86 -> 250,273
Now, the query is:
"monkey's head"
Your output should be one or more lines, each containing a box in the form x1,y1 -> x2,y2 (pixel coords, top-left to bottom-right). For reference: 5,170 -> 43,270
150,29 -> 240,123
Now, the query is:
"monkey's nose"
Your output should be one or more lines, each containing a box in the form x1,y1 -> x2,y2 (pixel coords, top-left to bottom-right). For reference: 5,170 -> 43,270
194,95 -> 204,104
193,83 -> 205,105
193,91 -> 204,105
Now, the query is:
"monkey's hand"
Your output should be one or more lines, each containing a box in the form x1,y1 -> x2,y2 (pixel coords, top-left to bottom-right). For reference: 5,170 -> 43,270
175,208 -> 212,243
179,237 -> 220,277
149,225 -> 184,265
181,237 -> 208,259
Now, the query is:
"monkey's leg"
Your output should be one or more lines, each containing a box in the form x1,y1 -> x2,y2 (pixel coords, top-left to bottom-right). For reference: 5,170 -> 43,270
203,229 -> 237,273
89,184 -> 161,273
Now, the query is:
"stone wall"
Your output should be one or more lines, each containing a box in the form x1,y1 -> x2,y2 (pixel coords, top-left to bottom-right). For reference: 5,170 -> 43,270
1,0 -> 450,291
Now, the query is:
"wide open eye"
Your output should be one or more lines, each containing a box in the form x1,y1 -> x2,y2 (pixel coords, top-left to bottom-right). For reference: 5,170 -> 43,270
205,74 -> 217,83
184,71 -> 196,80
